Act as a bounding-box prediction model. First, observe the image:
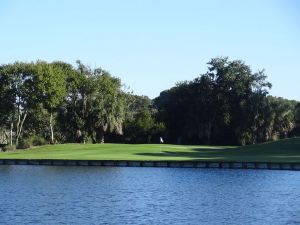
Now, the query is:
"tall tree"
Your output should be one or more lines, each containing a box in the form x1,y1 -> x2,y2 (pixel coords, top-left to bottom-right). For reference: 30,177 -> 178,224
56,61 -> 126,143
34,61 -> 67,143
154,57 -> 274,145
89,72 -> 125,143
0,62 -> 36,146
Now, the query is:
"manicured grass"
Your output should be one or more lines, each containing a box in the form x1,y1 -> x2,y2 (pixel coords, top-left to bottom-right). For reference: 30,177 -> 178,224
0,137 -> 299,163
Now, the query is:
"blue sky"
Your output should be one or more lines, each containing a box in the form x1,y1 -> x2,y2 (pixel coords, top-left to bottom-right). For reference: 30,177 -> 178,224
1,0 -> 299,100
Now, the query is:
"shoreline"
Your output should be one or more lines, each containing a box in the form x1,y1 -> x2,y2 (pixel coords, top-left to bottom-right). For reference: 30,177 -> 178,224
1,159 -> 300,171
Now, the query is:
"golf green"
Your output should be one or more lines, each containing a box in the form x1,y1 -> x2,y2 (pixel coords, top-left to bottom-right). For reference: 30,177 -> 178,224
0,137 -> 299,163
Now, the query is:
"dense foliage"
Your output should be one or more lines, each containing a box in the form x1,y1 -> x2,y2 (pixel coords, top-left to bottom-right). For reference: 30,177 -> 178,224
0,57 -> 299,149
154,57 -> 299,145
0,60 -> 162,148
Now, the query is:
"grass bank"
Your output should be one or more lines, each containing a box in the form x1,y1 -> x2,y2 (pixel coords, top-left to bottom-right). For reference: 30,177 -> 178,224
0,137 -> 299,163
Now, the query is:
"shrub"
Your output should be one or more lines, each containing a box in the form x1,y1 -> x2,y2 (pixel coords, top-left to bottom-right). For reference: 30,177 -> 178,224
17,135 -> 47,149
3,145 -> 16,152
83,136 -> 94,144
17,139 -> 31,149
31,136 -> 47,146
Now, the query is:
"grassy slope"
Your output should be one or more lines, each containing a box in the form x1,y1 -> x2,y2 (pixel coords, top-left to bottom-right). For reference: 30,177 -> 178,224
0,138 -> 299,163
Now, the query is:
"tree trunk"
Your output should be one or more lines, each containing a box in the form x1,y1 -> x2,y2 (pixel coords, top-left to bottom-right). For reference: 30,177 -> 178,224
16,112 -> 27,146
99,132 -> 104,144
10,122 -> 13,146
97,130 -> 105,143
15,114 -> 20,146
50,112 -> 54,144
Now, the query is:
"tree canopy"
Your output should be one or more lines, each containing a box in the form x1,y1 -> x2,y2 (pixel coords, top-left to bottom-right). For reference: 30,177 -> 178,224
0,57 -> 298,149
154,57 -> 298,145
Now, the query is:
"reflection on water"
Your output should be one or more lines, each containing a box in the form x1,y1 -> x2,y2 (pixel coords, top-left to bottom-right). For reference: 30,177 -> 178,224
0,166 -> 300,225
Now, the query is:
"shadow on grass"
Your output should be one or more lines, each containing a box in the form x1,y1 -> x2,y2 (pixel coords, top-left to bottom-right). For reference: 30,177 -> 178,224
134,147 -> 300,162
135,147 -> 237,161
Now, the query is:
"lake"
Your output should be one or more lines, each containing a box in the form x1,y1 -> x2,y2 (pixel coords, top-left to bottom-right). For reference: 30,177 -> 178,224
0,166 -> 300,225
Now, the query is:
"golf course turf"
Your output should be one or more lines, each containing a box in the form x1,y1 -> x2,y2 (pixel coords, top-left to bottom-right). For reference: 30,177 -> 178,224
0,137 -> 299,163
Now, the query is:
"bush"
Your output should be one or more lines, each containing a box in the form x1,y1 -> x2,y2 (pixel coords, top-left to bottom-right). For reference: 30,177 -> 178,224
31,136 -> 47,146
17,139 -> 31,149
17,136 -> 47,149
83,136 -> 93,144
3,145 -> 16,152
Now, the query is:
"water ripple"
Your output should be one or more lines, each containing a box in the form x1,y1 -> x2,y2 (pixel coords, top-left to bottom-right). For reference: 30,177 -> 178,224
0,166 -> 300,224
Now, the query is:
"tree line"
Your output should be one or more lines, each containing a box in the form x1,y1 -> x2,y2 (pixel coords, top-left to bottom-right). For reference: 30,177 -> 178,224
154,57 -> 300,145
0,57 -> 299,150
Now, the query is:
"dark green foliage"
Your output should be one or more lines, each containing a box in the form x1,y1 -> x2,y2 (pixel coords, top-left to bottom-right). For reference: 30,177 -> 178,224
17,138 -> 31,149
123,95 -> 165,143
0,57 -> 298,147
17,135 -> 47,149
154,57 -> 298,145
56,61 -> 126,143
2,145 -> 16,152
124,109 -> 154,143
30,135 -> 47,146
291,102 -> 300,136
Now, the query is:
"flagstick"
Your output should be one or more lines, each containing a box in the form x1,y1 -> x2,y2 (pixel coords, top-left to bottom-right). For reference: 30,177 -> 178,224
160,137 -> 163,152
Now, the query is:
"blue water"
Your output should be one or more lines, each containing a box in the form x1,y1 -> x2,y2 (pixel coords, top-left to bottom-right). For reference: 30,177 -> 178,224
0,166 -> 300,225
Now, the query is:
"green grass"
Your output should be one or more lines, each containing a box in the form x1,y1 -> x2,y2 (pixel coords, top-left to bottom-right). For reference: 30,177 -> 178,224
0,137 -> 299,163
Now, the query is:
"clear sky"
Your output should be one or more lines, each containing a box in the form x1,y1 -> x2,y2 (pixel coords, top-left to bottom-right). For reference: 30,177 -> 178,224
0,0 -> 299,100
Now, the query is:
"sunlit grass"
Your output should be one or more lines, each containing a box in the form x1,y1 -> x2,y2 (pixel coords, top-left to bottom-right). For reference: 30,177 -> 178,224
0,138 -> 299,163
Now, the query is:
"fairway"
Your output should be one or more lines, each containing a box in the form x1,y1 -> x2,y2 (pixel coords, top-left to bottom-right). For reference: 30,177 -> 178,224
0,138 -> 299,163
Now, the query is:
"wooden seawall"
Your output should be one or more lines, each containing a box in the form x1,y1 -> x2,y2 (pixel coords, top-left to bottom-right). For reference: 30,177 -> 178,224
0,159 -> 300,171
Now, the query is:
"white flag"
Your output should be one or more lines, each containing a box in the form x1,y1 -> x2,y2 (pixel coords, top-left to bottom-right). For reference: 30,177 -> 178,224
160,137 -> 164,143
